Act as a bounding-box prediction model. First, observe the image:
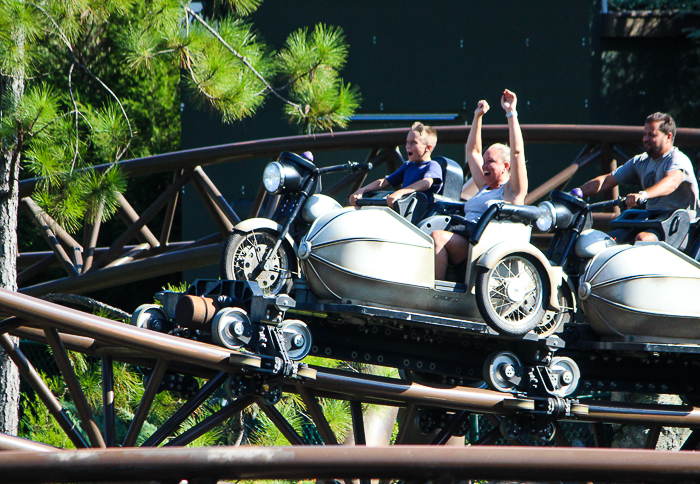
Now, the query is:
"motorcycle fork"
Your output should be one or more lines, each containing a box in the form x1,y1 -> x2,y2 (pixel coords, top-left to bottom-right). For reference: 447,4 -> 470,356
261,176 -> 317,265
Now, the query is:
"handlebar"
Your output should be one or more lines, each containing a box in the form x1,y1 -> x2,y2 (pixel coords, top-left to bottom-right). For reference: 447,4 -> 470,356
317,161 -> 373,176
588,198 -> 626,211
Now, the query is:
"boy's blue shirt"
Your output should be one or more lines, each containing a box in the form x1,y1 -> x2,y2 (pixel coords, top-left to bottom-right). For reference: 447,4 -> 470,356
385,160 -> 443,194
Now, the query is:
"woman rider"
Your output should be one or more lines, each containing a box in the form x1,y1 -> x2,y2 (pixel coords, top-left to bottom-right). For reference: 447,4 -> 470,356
431,89 -> 528,280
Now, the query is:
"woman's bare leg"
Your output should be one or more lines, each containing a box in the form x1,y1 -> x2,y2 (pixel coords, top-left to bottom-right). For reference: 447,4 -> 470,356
432,230 -> 471,280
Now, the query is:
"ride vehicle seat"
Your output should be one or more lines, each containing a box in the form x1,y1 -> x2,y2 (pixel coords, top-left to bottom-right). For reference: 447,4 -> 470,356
358,157 -> 464,224
608,208 -> 693,250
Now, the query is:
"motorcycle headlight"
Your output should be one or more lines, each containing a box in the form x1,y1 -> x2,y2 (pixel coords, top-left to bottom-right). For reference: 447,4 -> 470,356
263,162 -> 302,194
536,202 -> 556,232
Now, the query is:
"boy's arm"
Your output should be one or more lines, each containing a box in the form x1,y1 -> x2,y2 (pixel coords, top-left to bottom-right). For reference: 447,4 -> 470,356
386,178 -> 434,208
349,178 -> 390,206
466,101 -> 489,190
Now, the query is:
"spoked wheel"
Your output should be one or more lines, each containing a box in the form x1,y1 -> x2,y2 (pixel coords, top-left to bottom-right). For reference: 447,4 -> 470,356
475,253 -> 548,336
220,228 -> 296,295
536,284 -> 574,337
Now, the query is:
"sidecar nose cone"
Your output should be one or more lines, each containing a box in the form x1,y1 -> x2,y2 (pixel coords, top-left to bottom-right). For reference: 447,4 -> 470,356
579,282 -> 592,300
298,240 -> 312,260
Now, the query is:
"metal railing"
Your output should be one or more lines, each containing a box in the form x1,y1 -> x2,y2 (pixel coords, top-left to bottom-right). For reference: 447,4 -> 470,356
17,124 -> 700,295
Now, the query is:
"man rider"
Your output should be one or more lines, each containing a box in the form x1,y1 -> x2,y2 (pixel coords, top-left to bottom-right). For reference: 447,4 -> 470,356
576,112 -> 699,242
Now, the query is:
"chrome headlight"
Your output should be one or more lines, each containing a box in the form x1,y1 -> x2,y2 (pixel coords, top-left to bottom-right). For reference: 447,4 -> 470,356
263,162 -> 283,193
263,162 -> 302,194
536,201 -> 556,232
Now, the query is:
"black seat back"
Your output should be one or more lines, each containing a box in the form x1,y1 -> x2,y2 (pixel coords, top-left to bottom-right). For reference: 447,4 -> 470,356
609,208 -> 691,249
432,157 -> 463,201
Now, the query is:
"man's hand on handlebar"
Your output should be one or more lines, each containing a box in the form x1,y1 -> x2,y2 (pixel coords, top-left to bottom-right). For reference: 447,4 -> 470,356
625,191 -> 648,208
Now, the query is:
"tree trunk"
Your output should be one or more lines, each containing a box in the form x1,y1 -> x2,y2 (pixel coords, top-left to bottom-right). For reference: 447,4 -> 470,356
0,71 -> 23,435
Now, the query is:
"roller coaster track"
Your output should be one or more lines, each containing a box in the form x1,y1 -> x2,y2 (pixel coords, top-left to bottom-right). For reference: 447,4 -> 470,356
5,126 -> 700,483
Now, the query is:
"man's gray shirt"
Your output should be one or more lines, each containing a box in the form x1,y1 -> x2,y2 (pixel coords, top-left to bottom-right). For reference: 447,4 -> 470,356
613,147 -> 699,212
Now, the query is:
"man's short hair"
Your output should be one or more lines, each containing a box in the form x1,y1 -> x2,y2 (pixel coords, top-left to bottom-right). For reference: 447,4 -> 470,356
646,112 -> 676,141
411,122 -> 438,148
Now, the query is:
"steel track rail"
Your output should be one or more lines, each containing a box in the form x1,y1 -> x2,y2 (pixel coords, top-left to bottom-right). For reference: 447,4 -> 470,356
5,289 -> 700,429
1,446 -> 700,483
17,125 -> 700,196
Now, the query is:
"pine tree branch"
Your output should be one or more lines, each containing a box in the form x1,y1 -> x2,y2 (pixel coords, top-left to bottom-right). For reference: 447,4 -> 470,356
30,2 -> 134,164
185,6 -> 304,117
183,48 -> 217,101
67,63 -> 79,172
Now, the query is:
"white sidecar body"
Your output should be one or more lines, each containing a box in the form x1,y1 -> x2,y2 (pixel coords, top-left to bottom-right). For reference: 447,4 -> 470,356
579,242 -> 700,342
297,207 -> 546,322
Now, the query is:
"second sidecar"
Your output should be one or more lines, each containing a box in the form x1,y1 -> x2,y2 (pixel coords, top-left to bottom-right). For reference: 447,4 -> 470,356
537,190 -> 700,344
296,203 -> 572,337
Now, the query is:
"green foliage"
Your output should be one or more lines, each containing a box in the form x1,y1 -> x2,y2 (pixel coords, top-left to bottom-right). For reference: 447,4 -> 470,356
120,2 -> 360,133
0,0 -> 180,233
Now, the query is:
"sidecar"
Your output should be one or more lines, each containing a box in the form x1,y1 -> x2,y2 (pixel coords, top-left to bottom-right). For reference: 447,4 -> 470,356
296,204 -> 571,337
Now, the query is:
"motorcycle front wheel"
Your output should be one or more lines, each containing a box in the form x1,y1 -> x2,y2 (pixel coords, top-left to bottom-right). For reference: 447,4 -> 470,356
475,253 -> 547,336
220,229 -> 296,295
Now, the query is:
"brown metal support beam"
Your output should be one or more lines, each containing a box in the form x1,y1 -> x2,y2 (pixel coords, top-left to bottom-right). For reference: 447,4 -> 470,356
159,171 -> 182,247
192,166 -> 241,225
122,358 -> 169,447
0,333 -> 88,448
297,385 -> 338,445
190,174 -> 234,236
20,198 -> 78,277
103,243 -> 151,268
0,318 -> 23,336
249,181 -> 267,219
44,328 -> 105,448
552,422 -> 571,447
17,254 -> 56,285
98,174 -> 190,268
393,403 -> 418,446
20,198 -> 84,267
473,427 -> 501,445
259,400 -> 308,446
644,425 -> 661,449
101,357 -> 116,447
592,422 -> 608,447
0,433 -> 59,452
21,242 -> 221,297
524,146 -> 601,204
81,203 -> 103,273
115,194 -> 160,248
164,395 -> 256,447
350,400 -> 366,446
0,290 -> 260,375
8,445 -> 700,483
681,429 -> 700,450
430,410 -> 469,445
143,372 -> 229,447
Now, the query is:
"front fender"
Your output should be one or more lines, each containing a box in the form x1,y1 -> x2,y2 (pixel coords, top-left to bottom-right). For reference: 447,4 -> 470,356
232,218 -> 298,253
476,241 -> 563,311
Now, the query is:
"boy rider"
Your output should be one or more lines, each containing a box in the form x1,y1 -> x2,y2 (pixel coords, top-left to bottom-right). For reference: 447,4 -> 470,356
349,122 -> 442,208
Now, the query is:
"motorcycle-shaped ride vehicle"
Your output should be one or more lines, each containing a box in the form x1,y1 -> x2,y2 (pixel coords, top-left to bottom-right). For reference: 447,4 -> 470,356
218,151 -> 373,295
536,190 -> 700,343
132,150 -> 700,413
